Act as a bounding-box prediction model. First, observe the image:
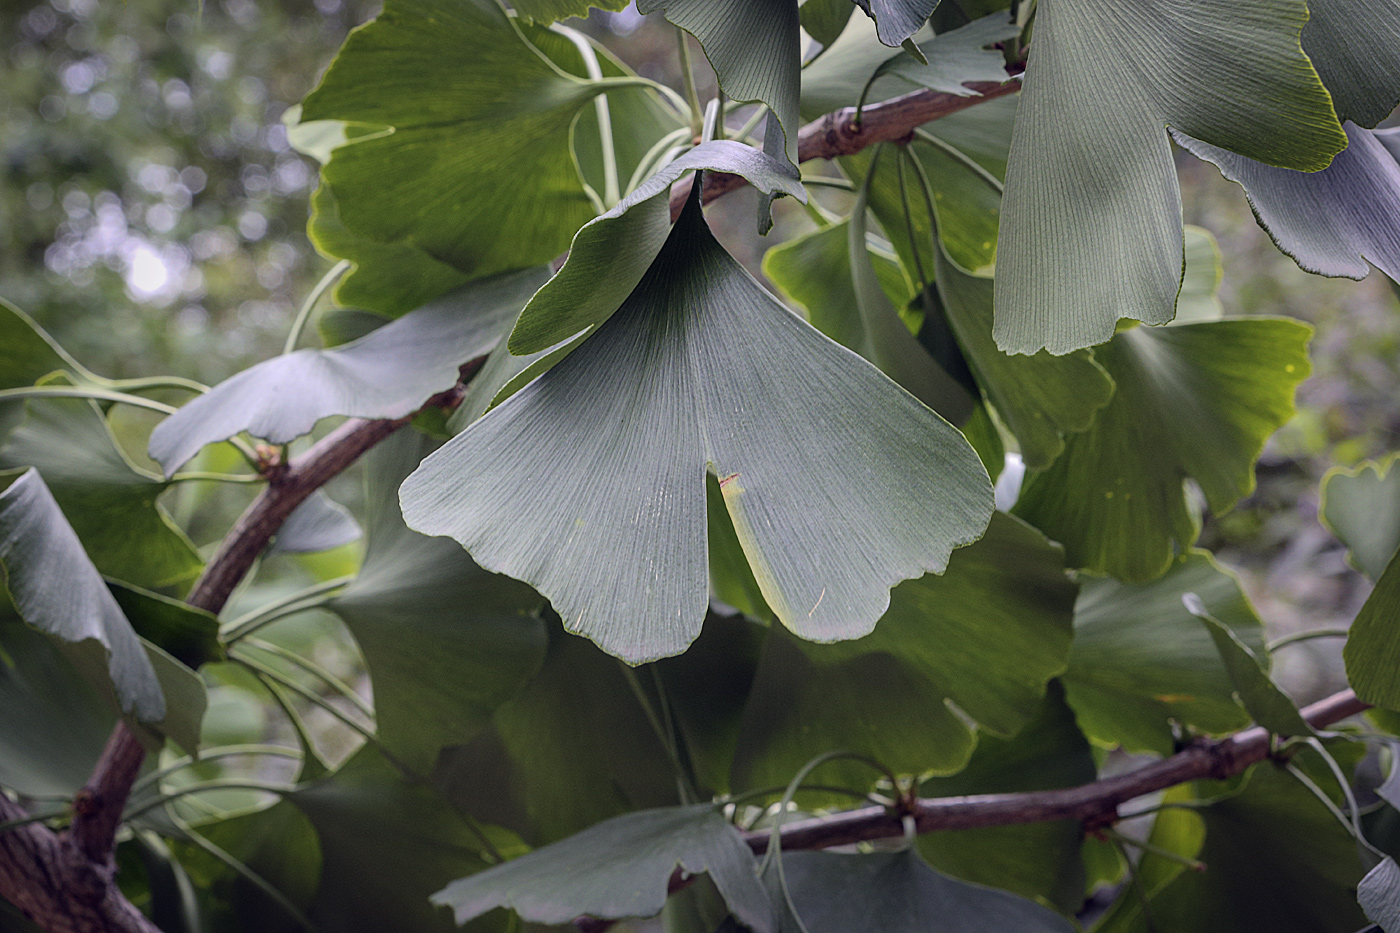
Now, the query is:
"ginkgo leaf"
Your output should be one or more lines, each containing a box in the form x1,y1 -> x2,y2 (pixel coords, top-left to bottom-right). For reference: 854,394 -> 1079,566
993,0 -> 1345,354
148,269 -> 548,475
1359,857 -> 1400,933
510,141 -> 804,355
1320,454 -> 1400,580
870,11 -> 1017,98
432,804 -> 772,932
270,491 -> 362,555
853,0 -> 942,45
1174,226 -> 1226,324
328,431 -> 547,774
1,398 -> 202,590
0,299 -> 95,389
301,0 -> 635,283
800,0 -> 855,47
1176,124 -> 1400,286
510,0 -> 629,24
1300,0 -> 1400,128
730,513 -> 1074,791
0,469 -> 163,721
1345,548 -> 1400,710
1013,319 -> 1310,582
401,194 -> 992,664
1061,552 -> 1264,756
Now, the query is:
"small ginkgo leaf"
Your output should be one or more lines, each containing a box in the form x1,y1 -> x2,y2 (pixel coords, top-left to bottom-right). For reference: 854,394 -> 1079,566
510,140 -> 804,355
148,269 -> 547,475
1175,226 -> 1226,324
510,0 -> 629,24
432,804 -> 771,931
801,0 -> 855,47
1013,319 -> 1310,583
401,194 -> 991,663
1177,124 -> 1400,287
870,11 -> 1017,98
0,469 -> 163,721
853,0 -> 942,46
993,0 -> 1345,354
1320,454 -> 1400,580
269,491 -> 362,555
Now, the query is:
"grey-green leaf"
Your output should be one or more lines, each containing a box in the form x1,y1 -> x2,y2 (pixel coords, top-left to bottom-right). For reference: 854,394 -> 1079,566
270,491 -> 362,555
1302,0 -> 1400,128
853,0 -> 942,45
1320,454 -> 1400,580
0,469 -> 163,721
993,0 -> 1345,354
1345,547 -> 1400,711
148,269 -> 547,475
872,11 -> 1016,97
432,804 -> 771,931
401,194 -> 991,663
1360,857 -> 1400,933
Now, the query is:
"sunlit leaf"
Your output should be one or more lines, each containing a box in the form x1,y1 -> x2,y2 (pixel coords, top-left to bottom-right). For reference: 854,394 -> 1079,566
329,431 -> 547,774
149,269 -> 547,475
1061,552 -> 1264,755
993,0 -> 1345,354
1174,227 -> 1225,324
402,194 -> 991,663
509,0 -> 629,24
1320,454 -> 1400,580
433,804 -> 771,932
731,513 -> 1074,792
1013,319 -> 1310,582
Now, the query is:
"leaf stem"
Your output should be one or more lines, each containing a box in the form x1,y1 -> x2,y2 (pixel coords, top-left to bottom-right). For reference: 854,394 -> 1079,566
0,385 -> 176,415
554,25 -> 621,208
220,575 -> 356,643
618,661 -> 698,804
677,28 -> 704,138
283,260 -> 350,355
1100,826 -> 1206,871
1266,628 -> 1350,652
232,649 -> 379,747
172,813 -> 320,933
122,779 -> 296,823
242,636 -> 373,718
168,471 -> 264,484
132,744 -> 303,795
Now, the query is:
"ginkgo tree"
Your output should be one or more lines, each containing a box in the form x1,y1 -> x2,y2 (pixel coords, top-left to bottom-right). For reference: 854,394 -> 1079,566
4,0 -> 1400,931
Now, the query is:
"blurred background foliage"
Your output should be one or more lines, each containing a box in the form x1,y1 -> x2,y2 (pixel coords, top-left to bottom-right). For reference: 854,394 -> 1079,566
2,0 -> 1397,714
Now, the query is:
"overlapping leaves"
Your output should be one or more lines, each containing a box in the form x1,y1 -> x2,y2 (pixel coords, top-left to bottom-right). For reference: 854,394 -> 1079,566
994,0 -> 1345,353
401,188 -> 992,663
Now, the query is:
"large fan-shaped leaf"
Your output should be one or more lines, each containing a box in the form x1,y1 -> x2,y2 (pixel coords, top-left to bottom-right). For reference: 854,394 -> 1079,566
1013,319 -> 1310,582
301,0 -> 629,285
401,194 -> 992,663
1301,0 -> 1400,127
510,141 -> 804,355
1320,454 -> 1400,581
916,683 -> 1094,912
993,0 -> 1345,354
1061,552 -> 1264,756
329,431 -> 547,774
852,0 -> 941,45
773,848 -> 1073,933
510,0 -> 629,23
1360,857 -> 1400,933
1,398 -> 202,589
148,269 -> 547,476
730,513 -> 1074,790
0,469 -> 162,721
433,804 -> 771,931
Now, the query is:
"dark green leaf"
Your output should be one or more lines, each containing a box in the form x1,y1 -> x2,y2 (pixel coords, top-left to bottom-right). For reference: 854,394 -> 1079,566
302,0 -> 620,284
1346,547 -> 1400,710
1061,552 -> 1264,755
1182,594 -> 1314,737
329,431 -> 547,774
433,804 -> 771,931
1,399 -> 202,589
853,0 -> 941,45
775,848 -> 1074,933
149,269 -> 547,475
0,299 -> 95,390
1321,454 -> 1400,580
509,141 -> 804,355
109,581 -> 222,671
1302,0 -> 1400,127
1014,319 -> 1310,582
0,469 -> 163,721
731,513 -> 1074,792
402,194 -> 991,663
510,0 -> 629,24
993,0 -> 1345,353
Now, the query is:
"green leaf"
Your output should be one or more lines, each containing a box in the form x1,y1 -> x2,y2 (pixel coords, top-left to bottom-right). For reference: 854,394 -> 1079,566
993,0 -> 1345,354
731,513 -> 1074,792
291,746 -> 516,933
1345,547 -> 1400,710
0,398 -> 203,590
509,141 -> 804,355
1061,552 -> 1264,756
774,848 -> 1074,933
916,681 -> 1095,912
135,640 -> 207,758
870,12 -> 1016,98
800,0 -> 855,47
269,491 -> 362,555
109,581 -> 222,671
637,0 -> 801,165
329,431 -> 547,774
1103,762 -> 1368,933
401,194 -> 991,663
0,469 -> 163,721
1321,454 -> 1400,580
433,804 -> 771,931
301,0 -> 617,284
1013,319 -> 1311,582
1174,226 -> 1226,324
509,0 -> 629,24
1181,594 -> 1314,738
0,299 -> 95,390
1301,0 -> 1400,128
1176,124 -> 1400,286
149,269 -> 546,475
1360,857 -> 1400,933
853,0 -> 942,45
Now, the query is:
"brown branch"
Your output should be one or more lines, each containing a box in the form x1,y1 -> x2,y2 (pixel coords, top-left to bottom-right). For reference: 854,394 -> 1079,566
669,79 -> 1021,220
